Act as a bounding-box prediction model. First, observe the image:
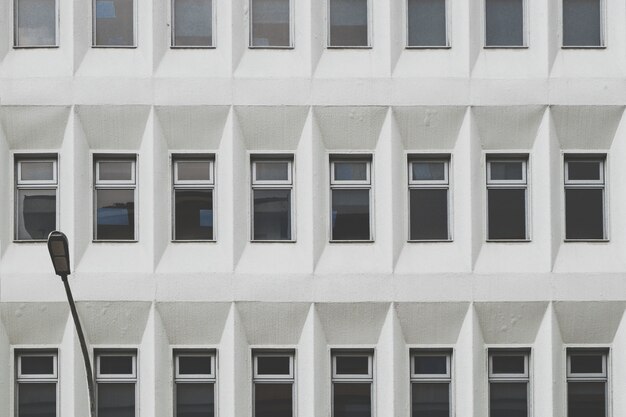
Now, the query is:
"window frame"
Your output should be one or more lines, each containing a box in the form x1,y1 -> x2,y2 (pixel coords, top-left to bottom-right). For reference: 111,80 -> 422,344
94,349 -> 138,417
561,0 -> 606,49
92,0 -> 138,48
251,349 -> 296,417
331,349 -> 375,417
326,0 -> 373,49
410,349 -> 453,417
248,0 -> 295,49
483,0 -> 528,48
13,0 -> 60,48
566,348 -> 609,417
15,349 -> 59,417
170,0 -> 217,48
14,155 -> 59,242
487,349 -> 531,417
173,349 -> 217,417
405,0 -> 450,49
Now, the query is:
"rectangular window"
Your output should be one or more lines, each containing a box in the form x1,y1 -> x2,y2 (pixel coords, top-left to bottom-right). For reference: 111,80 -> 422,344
485,0 -> 524,47
172,156 -> 215,241
332,350 -> 373,417
96,350 -> 137,417
567,349 -> 608,417
486,157 -> 528,241
410,350 -> 451,417
253,350 -> 294,417
15,157 -> 58,241
94,156 -> 137,241
330,157 -> 373,241
328,0 -> 369,47
14,0 -> 57,47
562,0 -> 602,47
251,157 -> 294,241
93,0 -> 135,47
488,350 -> 529,417
564,156 -> 606,240
407,0 -> 447,47
408,157 -> 450,241
16,351 -> 58,417
172,0 -> 213,47
250,0 -> 292,47
175,351 -> 216,417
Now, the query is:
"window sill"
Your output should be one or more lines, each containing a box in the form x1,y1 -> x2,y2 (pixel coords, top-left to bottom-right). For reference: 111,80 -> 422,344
91,45 -> 138,49
171,45 -> 216,50
172,239 -> 216,243
563,239 -> 609,243
250,240 -> 296,243
483,45 -> 528,49
13,45 -> 60,49
329,240 -> 375,244
485,239 -> 531,243
326,46 -> 372,50
13,239 -> 47,243
92,240 -> 138,243
561,46 -> 606,50
408,239 -> 453,243
405,46 -> 451,50
248,46 -> 294,50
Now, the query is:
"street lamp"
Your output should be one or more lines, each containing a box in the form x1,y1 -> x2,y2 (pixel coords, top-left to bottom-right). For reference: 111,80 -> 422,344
47,231 -> 96,417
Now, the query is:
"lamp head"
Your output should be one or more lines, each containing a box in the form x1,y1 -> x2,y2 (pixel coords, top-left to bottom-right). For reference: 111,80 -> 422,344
47,231 -> 70,277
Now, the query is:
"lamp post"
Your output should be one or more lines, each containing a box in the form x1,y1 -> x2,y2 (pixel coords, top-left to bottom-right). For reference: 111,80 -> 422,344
47,231 -> 96,417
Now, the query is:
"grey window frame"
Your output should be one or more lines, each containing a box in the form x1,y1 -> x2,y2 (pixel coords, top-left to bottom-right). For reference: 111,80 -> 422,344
327,0 -> 372,48
95,349 -> 138,417
566,348 -> 609,417
561,0 -> 606,49
483,0 -> 528,48
410,349 -> 452,417
15,350 -> 59,417
92,0 -> 138,48
252,349 -> 296,417
488,349 -> 530,417
14,156 -> 59,242
13,0 -> 60,48
248,0 -> 294,49
174,350 -> 217,417
405,0 -> 450,49
171,0 -> 216,48
331,349 -> 374,417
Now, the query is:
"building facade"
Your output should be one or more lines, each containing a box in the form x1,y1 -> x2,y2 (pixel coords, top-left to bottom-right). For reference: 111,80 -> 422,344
0,0 -> 625,416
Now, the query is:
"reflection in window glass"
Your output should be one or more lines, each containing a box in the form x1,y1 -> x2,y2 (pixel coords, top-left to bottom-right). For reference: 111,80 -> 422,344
99,161 -> 134,181
17,189 -> 56,240
251,0 -> 291,47
563,0 -> 602,47
173,0 -> 213,46
255,162 -> 290,182
485,0 -> 524,46
253,189 -> 291,240
94,0 -> 135,46
20,161 -> 55,181
15,0 -> 57,46
175,190 -> 213,240
335,162 -> 368,181
331,189 -> 370,241
407,0 -> 447,47
96,189 -> 135,240
329,0 -> 368,47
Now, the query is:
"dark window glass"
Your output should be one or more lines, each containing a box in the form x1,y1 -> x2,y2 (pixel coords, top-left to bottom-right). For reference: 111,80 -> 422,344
254,383 -> 293,417
411,383 -> 450,417
565,189 -> 604,240
567,382 -> 606,417
563,0 -> 601,47
490,383 -> 528,417
490,162 -> 523,181
410,189 -> 448,240
251,0 -> 291,47
407,0 -> 447,47
336,356 -> 369,375
331,189 -> 370,241
18,383 -> 56,417
335,162 -> 368,181
487,189 -> 526,240
491,355 -> 525,374
96,189 -> 135,240
20,161 -> 54,181
176,383 -> 215,417
178,356 -> 212,375
97,383 -> 135,417
94,0 -> 135,46
253,189 -> 291,240
567,161 -> 601,181
257,356 -> 291,375
173,0 -> 213,47
177,161 -> 211,181
485,0 -> 524,46
255,162 -> 290,182
21,356 -> 54,375
17,189 -> 56,240
414,356 -> 447,375
570,355 -> 604,374
412,162 -> 445,181
99,161 -> 133,181
333,383 -> 371,417
329,0 -> 368,47
99,355 -> 133,375
174,190 -> 213,240
15,0 -> 56,46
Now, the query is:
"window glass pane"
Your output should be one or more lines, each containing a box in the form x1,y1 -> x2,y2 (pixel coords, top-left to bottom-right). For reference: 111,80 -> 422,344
96,189 -> 135,240
485,0 -> 524,46
173,0 -> 212,46
98,161 -> 133,181
329,0 -> 368,47
414,356 -> 447,375
17,189 -> 56,240
16,0 -> 56,46
336,356 -> 369,375
407,0 -> 446,47
411,383 -> 450,417
565,188 -> 604,240
18,383 -> 56,417
410,189 -> 448,240
99,355 -> 133,375
489,383 -> 528,417
94,0 -> 135,46
174,190 -> 213,240
489,161 -> 523,181
97,383 -> 135,417
567,161 -> 601,181
20,161 -> 54,181
177,161 -> 211,182
331,189 -> 370,241
487,189 -> 526,240
567,382 -> 606,417
333,383 -> 371,417
491,355 -> 525,374
570,354 -> 604,374
176,383 -> 215,417
253,189 -> 291,240
334,162 -> 368,181
255,162 -> 290,182
251,0 -> 290,47
257,356 -> 291,375
254,383 -> 293,417
412,162 -> 445,181
563,0 -> 601,47
178,355 -> 212,375
21,356 -> 54,375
